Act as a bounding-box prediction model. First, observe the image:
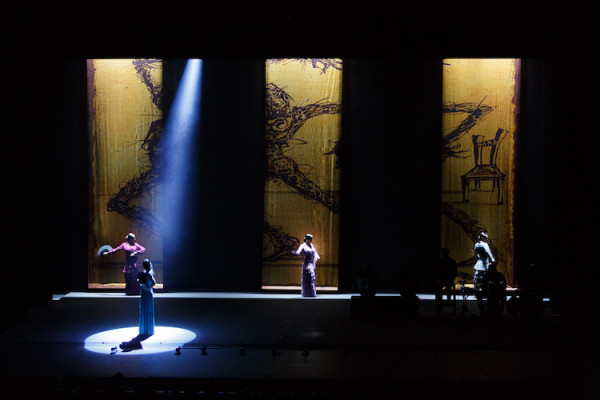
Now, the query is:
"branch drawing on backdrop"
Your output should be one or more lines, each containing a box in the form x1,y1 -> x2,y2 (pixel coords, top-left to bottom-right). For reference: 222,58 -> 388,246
106,59 -> 163,235
441,97 -> 502,268
441,202 -> 499,268
442,99 -> 495,161
268,58 -> 342,74
263,221 -> 302,261
265,82 -> 341,212
263,59 -> 342,261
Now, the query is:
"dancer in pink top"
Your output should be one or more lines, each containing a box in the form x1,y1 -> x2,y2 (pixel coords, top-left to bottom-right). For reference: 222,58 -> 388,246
104,233 -> 146,295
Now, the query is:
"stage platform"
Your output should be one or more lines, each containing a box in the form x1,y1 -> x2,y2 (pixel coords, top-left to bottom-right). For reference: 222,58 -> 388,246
0,291 -> 597,398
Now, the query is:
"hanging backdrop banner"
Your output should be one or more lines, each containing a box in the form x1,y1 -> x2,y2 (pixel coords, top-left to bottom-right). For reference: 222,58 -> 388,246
88,59 -> 163,289
441,58 -> 520,286
262,59 -> 343,290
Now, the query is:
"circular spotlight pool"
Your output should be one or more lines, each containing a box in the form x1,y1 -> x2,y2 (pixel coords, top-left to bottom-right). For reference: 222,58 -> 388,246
84,326 -> 196,355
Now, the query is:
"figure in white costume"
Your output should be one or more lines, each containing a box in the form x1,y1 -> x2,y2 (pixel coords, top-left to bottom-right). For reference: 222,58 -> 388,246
473,232 -> 495,316
473,232 -> 495,285
291,234 -> 320,297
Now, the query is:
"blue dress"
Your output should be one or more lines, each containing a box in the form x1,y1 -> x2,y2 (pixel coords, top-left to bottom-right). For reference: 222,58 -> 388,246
139,270 -> 156,336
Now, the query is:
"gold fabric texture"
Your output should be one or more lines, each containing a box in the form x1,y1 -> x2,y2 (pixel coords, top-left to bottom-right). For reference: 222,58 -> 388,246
88,59 -> 163,288
263,59 -> 343,289
441,59 -> 519,286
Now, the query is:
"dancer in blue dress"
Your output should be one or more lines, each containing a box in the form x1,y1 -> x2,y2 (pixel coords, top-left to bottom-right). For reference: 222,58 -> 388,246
138,259 -> 156,336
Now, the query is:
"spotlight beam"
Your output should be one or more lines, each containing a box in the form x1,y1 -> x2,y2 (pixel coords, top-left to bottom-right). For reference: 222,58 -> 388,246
159,59 -> 203,264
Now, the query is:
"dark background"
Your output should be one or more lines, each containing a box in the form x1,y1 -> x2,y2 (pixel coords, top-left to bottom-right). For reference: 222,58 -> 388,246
3,4 -> 599,330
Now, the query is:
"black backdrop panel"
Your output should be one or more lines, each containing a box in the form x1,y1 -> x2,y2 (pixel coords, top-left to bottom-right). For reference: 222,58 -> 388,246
162,59 -> 266,291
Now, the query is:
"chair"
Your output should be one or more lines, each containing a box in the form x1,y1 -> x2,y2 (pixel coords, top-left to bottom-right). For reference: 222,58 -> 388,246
461,128 -> 508,204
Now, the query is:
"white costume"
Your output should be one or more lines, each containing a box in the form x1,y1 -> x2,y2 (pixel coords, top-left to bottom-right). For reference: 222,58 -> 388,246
292,241 -> 320,297
473,240 -> 495,272
473,236 -> 495,286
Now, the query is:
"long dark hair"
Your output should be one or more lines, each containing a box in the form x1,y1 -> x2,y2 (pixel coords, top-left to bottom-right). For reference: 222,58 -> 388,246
142,259 -> 152,271
138,259 -> 153,284
137,271 -> 147,284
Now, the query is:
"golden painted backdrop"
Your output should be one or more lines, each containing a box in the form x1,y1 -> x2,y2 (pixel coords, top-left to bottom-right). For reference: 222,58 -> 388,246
441,59 -> 519,286
88,59 -> 163,289
262,59 -> 343,290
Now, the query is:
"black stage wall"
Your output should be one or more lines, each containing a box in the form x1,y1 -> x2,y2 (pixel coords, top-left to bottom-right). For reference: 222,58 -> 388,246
161,59 -> 266,291
338,58 -> 443,292
160,58 -> 443,292
4,54 -> 600,329
4,58 -> 89,326
543,58 -> 600,328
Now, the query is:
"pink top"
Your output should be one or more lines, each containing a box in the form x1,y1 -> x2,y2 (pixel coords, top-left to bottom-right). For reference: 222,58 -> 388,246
107,242 -> 146,273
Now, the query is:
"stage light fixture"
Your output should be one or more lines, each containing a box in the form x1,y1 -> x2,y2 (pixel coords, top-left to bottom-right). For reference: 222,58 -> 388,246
201,345 -> 207,355
175,346 -> 181,355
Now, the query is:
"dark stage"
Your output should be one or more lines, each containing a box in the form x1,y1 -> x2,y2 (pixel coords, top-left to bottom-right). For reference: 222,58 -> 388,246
4,4 -> 600,399
2,291 -> 598,398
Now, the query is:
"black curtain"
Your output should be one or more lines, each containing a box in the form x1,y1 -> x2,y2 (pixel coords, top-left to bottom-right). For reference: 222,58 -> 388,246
6,56 -> 599,329
545,58 -> 600,328
339,58 -> 443,292
3,58 -> 88,327
514,59 -> 553,298
514,57 -> 600,328
162,59 -> 265,291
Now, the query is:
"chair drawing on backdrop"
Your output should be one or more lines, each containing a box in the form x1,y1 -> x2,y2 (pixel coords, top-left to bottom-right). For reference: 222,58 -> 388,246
461,128 -> 509,204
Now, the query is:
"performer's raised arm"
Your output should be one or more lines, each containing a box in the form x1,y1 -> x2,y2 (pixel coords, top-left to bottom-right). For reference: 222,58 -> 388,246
291,243 -> 306,256
105,243 -> 124,255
